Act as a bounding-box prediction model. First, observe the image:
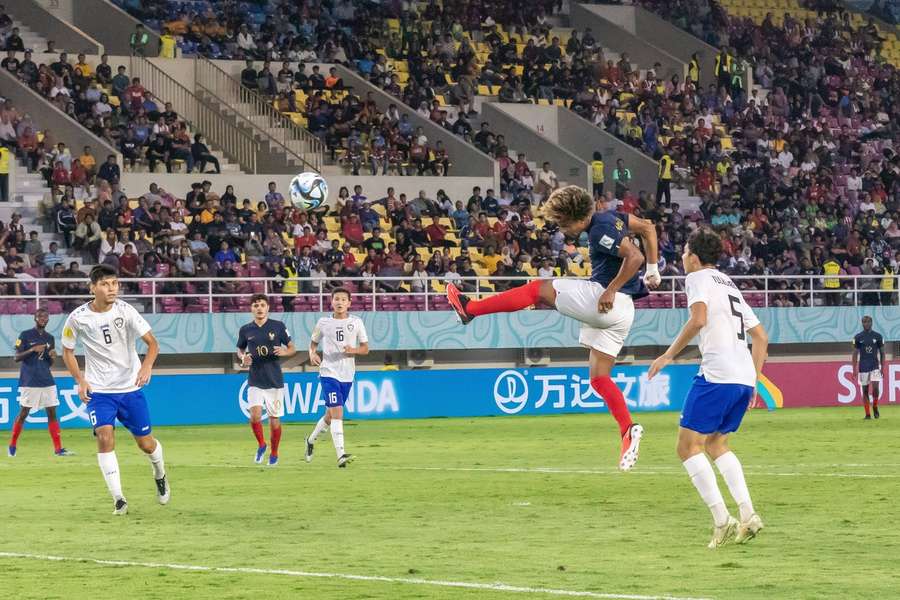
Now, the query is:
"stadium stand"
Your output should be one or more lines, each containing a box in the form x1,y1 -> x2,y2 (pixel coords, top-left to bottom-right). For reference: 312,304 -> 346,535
0,0 -> 897,315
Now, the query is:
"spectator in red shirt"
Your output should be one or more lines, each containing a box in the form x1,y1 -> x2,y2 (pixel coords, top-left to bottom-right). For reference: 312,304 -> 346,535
341,242 -> 359,274
425,216 -> 455,247
342,213 -> 365,248
293,225 -> 317,251
124,77 -> 146,113
51,161 -> 69,186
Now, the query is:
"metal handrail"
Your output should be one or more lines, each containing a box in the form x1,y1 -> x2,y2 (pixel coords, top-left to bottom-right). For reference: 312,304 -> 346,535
1,274 -> 895,314
129,56 -> 259,173
194,57 -> 324,172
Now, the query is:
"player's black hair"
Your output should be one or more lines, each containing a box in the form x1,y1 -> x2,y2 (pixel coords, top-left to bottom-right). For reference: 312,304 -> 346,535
541,185 -> 594,230
687,228 -> 722,266
89,264 -> 118,283
331,287 -> 351,300
250,293 -> 269,305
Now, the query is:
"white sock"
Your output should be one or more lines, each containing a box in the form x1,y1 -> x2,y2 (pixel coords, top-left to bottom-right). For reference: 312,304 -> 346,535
330,419 -> 345,458
309,416 -> 328,443
148,440 -> 166,479
683,453 -> 729,527
715,451 -> 754,521
97,451 -> 123,501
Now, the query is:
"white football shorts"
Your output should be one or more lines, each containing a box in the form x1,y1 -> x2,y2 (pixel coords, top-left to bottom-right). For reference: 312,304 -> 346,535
19,386 -> 60,409
247,386 -> 286,418
858,370 -> 883,386
552,279 -> 635,357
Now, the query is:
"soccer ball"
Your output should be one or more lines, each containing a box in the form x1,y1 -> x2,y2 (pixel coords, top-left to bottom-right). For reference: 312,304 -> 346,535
289,172 -> 328,211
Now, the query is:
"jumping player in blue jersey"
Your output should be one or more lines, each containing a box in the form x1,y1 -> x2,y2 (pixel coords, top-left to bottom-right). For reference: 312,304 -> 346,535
447,186 -> 660,470
8,308 -> 73,457
61,264 -> 169,516
236,294 -> 296,466
852,316 -> 885,420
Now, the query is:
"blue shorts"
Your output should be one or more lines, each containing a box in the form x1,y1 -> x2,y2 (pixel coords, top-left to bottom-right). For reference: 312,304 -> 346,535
88,390 -> 153,437
320,377 -> 352,408
680,376 -> 754,435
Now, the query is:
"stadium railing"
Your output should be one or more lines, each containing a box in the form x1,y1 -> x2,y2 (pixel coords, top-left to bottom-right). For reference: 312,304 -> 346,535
0,275 -> 895,314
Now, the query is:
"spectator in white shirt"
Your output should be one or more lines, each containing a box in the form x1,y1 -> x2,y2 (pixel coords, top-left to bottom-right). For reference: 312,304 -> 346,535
535,161 -> 559,198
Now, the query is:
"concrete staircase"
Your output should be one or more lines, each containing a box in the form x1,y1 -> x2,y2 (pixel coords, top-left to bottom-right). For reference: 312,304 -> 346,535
7,16 -> 52,53
1,160 -> 86,270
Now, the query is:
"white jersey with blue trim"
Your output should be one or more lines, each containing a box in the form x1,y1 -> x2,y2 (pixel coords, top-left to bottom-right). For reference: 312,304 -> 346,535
311,315 -> 368,383
684,269 -> 760,387
61,300 -> 152,393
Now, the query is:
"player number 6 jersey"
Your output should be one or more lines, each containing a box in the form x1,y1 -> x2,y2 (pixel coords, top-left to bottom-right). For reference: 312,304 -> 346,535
311,315 -> 368,383
61,300 -> 152,393
685,269 -> 760,387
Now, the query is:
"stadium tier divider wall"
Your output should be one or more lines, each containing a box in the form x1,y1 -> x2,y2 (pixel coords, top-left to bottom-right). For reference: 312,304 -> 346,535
56,0 -> 160,55
118,173 -> 495,209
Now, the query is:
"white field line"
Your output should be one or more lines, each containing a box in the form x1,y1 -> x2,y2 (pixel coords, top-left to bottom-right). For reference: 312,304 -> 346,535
0,551 -> 713,600
168,463 -> 900,479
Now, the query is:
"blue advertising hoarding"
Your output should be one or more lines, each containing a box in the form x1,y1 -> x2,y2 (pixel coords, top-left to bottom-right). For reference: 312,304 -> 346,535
0,365 -> 700,429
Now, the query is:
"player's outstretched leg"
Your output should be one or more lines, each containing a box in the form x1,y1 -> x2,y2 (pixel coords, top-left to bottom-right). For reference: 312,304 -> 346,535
587,350 -> 642,470
447,280 -> 555,324
8,406 -> 29,457
678,429 -> 736,548
137,435 -> 169,505
306,415 -> 330,463
708,436 -> 763,544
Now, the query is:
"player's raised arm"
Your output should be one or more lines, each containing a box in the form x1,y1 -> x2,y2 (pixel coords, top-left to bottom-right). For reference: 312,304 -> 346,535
628,216 -> 660,288
597,238 -> 643,312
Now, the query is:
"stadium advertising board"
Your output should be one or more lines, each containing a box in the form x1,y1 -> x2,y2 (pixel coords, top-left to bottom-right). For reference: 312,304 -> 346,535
763,361 -> 900,408
0,365 -> 691,428
0,362 -> 895,429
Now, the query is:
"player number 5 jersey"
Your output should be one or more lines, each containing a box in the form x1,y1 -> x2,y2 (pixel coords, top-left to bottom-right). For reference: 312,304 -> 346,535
685,269 -> 760,387
311,315 -> 368,383
61,300 -> 152,393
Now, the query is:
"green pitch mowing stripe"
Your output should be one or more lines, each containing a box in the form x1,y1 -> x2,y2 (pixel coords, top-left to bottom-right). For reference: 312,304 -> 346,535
1,407 -> 898,599
0,552 -> 712,600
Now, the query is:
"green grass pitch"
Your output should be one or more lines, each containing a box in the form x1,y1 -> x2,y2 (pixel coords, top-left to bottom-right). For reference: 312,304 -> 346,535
1,407 -> 898,599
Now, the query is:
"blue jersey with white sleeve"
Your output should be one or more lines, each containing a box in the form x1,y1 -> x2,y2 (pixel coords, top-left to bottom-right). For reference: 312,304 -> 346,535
237,319 -> 292,389
16,327 -> 55,388
587,211 -> 648,299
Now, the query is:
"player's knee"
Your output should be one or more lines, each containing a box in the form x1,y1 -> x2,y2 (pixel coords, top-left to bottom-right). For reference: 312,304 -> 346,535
704,437 -> 728,458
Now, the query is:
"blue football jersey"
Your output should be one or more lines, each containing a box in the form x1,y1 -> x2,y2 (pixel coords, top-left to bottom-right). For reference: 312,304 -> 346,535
16,328 -> 55,388
853,330 -> 883,372
237,319 -> 292,389
587,211 -> 648,299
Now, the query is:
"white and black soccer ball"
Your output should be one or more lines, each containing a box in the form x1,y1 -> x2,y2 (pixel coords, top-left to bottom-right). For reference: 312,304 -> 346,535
289,172 -> 328,211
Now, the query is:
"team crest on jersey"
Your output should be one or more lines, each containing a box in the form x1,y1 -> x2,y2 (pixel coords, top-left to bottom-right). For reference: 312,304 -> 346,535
348,323 -> 354,331
615,219 -> 624,230
268,332 -> 276,340
114,317 -> 125,329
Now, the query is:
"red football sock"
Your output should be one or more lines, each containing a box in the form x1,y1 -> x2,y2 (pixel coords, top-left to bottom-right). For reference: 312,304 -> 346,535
862,393 -> 871,416
466,280 -> 544,316
270,426 -> 282,457
48,420 -> 62,452
10,421 -> 23,446
251,421 -> 266,447
591,376 -> 633,436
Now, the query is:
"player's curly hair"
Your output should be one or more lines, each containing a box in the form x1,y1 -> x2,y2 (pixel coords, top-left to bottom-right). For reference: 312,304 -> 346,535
541,185 -> 594,230
687,227 -> 722,265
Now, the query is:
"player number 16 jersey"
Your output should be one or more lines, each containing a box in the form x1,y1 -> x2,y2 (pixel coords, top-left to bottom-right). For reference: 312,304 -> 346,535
311,315 -> 368,383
